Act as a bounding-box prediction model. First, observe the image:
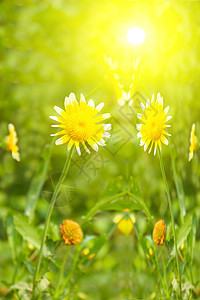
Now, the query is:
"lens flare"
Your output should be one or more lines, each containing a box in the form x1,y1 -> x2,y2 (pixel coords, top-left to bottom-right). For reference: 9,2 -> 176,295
127,27 -> 145,46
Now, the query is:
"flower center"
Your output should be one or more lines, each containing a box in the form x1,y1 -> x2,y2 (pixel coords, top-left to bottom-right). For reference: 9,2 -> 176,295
64,112 -> 99,141
141,114 -> 164,142
78,121 -> 85,127
149,117 -> 163,141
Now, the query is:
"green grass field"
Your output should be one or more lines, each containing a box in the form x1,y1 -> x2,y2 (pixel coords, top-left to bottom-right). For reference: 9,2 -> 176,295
0,1 -> 200,299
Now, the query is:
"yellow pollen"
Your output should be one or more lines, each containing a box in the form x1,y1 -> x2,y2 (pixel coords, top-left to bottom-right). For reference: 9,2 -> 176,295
142,115 -> 164,142
64,112 -> 100,142
78,121 -> 85,127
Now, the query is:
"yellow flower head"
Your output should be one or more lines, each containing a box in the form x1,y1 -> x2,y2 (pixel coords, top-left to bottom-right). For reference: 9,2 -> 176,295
6,123 -> 20,161
189,123 -> 197,161
81,248 -> 90,256
88,253 -> 95,260
59,219 -> 83,246
113,211 -> 136,236
153,219 -> 166,246
50,93 -> 111,156
146,253 -> 150,260
137,93 -> 172,155
149,248 -> 154,256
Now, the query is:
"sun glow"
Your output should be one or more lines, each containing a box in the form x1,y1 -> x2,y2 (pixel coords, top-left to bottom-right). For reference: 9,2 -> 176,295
127,26 -> 145,46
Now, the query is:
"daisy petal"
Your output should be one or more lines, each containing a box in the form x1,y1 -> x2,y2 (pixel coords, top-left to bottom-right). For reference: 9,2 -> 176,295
141,102 -> 145,111
157,93 -> 163,106
54,106 -> 66,116
76,146 -> 81,156
80,93 -> 86,103
146,99 -> 150,108
101,113 -> 110,120
95,102 -> 104,112
64,96 -> 70,107
50,130 -> 66,137
167,116 -> 172,122
103,124 -> 112,131
69,93 -> 77,102
49,116 -> 60,122
97,139 -> 106,146
82,141 -> 90,154
154,145 -> 157,156
140,139 -> 145,146
88,99 -> 95,109
137,113 -> 142,119
136,124 -> 142,131
67,139 -> 75,151
103,132 -> 111,138
162,136 -> 168,145
164,106 -> 169,115
55,135 -> 70,145
87,139 -> 98,151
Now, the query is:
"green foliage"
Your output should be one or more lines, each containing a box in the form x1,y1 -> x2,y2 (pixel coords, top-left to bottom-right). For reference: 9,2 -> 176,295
14,214 -> 51,257
0,1 -> 200,299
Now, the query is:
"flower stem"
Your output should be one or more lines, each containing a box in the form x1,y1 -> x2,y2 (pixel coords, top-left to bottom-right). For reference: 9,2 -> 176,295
128,191 -> 154,224
54,247 -> 70,298
161,246 -> 169,298
158,149 -> 182,299
59,246 -> 81,297
154,245 -> 168,298
81,191 -> 127,226
32,147 -> 74,299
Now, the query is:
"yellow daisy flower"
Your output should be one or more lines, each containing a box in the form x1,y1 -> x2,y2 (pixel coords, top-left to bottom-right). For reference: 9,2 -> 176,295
6,123 -> 20,161
113,209 -> 136,236
189,123 -> 197,161
50,93 -> 111,155
137,93 -> 172,155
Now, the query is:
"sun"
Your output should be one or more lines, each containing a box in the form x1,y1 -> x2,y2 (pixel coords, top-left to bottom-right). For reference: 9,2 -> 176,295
127,27 -> 145,46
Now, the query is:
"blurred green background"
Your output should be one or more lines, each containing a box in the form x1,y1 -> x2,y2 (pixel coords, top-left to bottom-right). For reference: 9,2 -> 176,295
0,0 -> 200,299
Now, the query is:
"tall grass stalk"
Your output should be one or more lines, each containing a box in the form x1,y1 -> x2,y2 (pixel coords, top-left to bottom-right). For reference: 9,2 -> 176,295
158,149 -> 182,299
32,147 -> 74,299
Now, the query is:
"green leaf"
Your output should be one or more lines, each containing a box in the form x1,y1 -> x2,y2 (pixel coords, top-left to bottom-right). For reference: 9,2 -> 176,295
171,215 -> 192,256
6,215 -> 18,263
177,215 -> 193,248
25,142 -> 54,222
171,144 -> 186,223
8,282 -> 31,293
47,222 -> 60,242
188,215 -> 197,263
35,277 -> 50,296
14,214 -> 51,257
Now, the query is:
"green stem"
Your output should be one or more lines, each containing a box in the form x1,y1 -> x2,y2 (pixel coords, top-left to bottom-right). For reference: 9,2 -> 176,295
54,247 -> 70,298
128,191 -> 153,224
58,246 -> 81,297
12,263 -> 18,284
32,147 -> 74,299
161,247 -> 169,299
81,191 -> 127,226
158,149 -> 182,299
154,245 -> 168,298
